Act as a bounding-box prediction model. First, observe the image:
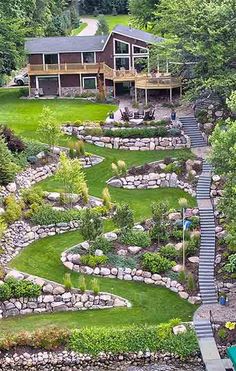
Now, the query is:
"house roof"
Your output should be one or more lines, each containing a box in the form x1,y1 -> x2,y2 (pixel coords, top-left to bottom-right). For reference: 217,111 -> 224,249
25,35 -> 109,54
112,25 -> 163,44
25,25 -> 162,55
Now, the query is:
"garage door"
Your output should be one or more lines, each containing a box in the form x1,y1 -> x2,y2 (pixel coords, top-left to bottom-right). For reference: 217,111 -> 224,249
39,77 -> 58,96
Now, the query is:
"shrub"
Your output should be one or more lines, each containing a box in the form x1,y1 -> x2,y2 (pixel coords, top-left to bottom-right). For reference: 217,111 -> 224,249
4,195 -> 23,224
84,127 -> 103,136
80,209 -> 103,241
75,141 -> 85,156
91,278 -> 100,295
21,187 -> 44,206
0,136 -> 19,185
0,217 -> 7,239
102,187 -> 112,210
113,203 -> 134,230
103,127 -> 168,138
156,318 -> 181,339
0,125 -> 26,153
78,276 -> 86,293
184,235 -> 200,257
186,273 -> 196,294
188,216 -> 200,229
0,278 -> 41,301
108,254 -> 137,269
178,270 -> 187,284
90,236 -> 113,254
117,160 -> 127,175
23,139 -> 48,159
164,162 -> 183,175
121,229 -> 151,248
169,128 -> 181,137
150,224 -> 169,244
142,253 -> 175,274
224,254 -> 236,273
81,182 -> 89,204
30,204 -> 82,225
0,265 -> 5,280
218,328 -> 227,340
111,162 -> 119,176
63,273 -> 72,291
159,245 -> 178,260
69,324 -> 198,359
80,254 -> 108,268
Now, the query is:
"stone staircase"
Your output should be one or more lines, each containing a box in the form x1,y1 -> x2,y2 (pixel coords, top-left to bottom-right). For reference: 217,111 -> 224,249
194,320 -> 214,339
179,116 -> 207,147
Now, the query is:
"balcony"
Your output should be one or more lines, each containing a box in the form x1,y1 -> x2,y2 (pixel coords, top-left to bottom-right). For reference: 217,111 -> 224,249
28,63 -> 105,75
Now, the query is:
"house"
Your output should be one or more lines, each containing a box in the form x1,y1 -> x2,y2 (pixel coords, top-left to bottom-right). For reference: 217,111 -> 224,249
25,25 -> 182,103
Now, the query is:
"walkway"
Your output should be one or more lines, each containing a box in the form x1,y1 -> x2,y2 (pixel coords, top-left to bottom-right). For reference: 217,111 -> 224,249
79,17 -> 98,36
182,116 -> 226,371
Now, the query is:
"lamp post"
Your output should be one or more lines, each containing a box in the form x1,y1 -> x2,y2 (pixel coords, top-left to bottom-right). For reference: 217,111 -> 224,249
178,198 -> 188,271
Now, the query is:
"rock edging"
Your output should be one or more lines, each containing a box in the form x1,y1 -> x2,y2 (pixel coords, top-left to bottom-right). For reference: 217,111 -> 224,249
0,270 -> 129,319
62,125 -> 191,150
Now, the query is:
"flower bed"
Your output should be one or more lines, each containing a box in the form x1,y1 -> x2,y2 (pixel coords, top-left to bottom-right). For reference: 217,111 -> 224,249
61,208 -> 202,304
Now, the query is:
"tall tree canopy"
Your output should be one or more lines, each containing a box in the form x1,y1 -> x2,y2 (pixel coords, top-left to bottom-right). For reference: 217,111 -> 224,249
129,0 -> 159,29
0,0 -> 80,84
79,0 -> 128,15
145,0 -> 236,98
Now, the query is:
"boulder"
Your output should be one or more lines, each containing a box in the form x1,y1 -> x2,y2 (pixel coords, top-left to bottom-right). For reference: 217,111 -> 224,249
168,212 -> 181,221
53,286 -> 65,295
117,249 -> 127,256
172,264 -> 184,272
174,243 -> 183,251
127,246 -> 142,254
42,284 -> 54,294
100,268 -> 110,276
179,291 -> 189,299
173,324 -> 187,335
108,179 -> 122,188
103,232 -> 118,241
212,175 -> 221,182
5,270 -> 24,281
169,173 -> 178,187
47,192 -> 60,201
6,182 -> 17,193
80,241 -> 90,250
188,256 -> 199,264
95,249 -> 104,256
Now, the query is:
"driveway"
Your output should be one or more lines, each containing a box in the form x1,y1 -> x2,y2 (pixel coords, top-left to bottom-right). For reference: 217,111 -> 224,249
79,17 -> 98,36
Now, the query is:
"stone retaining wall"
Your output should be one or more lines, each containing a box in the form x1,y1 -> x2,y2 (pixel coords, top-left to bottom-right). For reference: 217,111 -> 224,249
0,350 -> 203,371
0,221 -> 81,266
62,126 -> 191,150
0,270 -> 129,319
0,154 -> 103,199
108,172 -> 196,196
61,234 -> 201,305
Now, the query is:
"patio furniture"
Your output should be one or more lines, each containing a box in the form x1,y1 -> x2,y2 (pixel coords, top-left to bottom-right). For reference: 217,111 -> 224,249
120,109 -> 130,122
143,108 -> 155,121
124,107 -> 133,117
227,346 -> 236,370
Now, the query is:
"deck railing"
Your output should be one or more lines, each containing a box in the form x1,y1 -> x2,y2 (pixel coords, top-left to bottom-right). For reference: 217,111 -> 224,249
28,63 -> 105,74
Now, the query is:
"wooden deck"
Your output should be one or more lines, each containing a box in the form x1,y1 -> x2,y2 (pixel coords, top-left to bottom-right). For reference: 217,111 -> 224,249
28,63 -> 182,90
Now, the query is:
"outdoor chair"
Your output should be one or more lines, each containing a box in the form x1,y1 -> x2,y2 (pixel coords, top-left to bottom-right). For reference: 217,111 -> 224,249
120,109 -> 130,122
143,108 -> 155,121
124,106 -> 133,118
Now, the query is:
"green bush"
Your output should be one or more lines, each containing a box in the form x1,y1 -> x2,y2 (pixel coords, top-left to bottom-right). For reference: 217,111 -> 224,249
78,276 -> 86,293
150,224 -> 169,244
0,136 -> 19,185
108,254 -> 138,269
84,127 -> 103,136
4,196 -> 23,224
21,187 -> 44,206
113,203 -> 134,230
80,254 -> 108,268
184,235 -> 200,257
0,278 -> 41,301
188,216 -> 200,229
90,236 -> 113,254
171,227 -> 190,242
30,204 -> 82,225
120,229 -> 151,248
80,208 -> 103,241
103,127 -> 168,138
159,245 -> 178,260
69,324 -> 199,359
91,278 -> 100,295
224,254 -> 236,273
142,253 -> 175,274
63,273 -> 72,291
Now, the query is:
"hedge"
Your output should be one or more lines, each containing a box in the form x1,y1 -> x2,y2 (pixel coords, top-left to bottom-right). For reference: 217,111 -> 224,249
69,323 -> 199,359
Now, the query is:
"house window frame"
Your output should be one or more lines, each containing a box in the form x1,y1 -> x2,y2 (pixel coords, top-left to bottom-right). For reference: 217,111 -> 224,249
114,56 -> 131,71
82,76 -> 97,90
81,52 -> 96,64
113,38 -> 130,56
43,53 -> 60,66
132,55 -> 149,72
132,44 -> 149,55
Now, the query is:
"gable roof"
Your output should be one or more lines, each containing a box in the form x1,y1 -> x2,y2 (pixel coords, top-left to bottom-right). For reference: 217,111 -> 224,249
112,25 -> 163,44
25,35 -> 109,54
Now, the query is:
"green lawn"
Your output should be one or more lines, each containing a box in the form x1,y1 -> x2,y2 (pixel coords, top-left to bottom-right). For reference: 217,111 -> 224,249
101,15 -> 130,31
40,144 -> 196,220
0,89 -> 116,140
1,224 -> 197,335
71,22 -> 87,35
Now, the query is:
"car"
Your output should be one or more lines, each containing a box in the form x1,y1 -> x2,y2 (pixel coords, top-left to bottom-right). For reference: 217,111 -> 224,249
14,72 -> 29,86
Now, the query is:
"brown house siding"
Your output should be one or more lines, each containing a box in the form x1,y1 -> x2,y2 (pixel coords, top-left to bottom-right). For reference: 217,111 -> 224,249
30,76 -> 36,88
29,54 -> 43,64
60,53 -> 81,64
60,74 -> 80,87
100,33 -> 149,69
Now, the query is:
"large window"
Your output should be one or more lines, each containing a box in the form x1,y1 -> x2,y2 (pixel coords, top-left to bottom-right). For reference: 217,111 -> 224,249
115,57 -> 130,70
82,52 -> 95,63
44,54 -> 58,64
133,45 -> 148,54
83,77 -> 97,89
133,56 -> 148,72
114,39 -> 129,54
